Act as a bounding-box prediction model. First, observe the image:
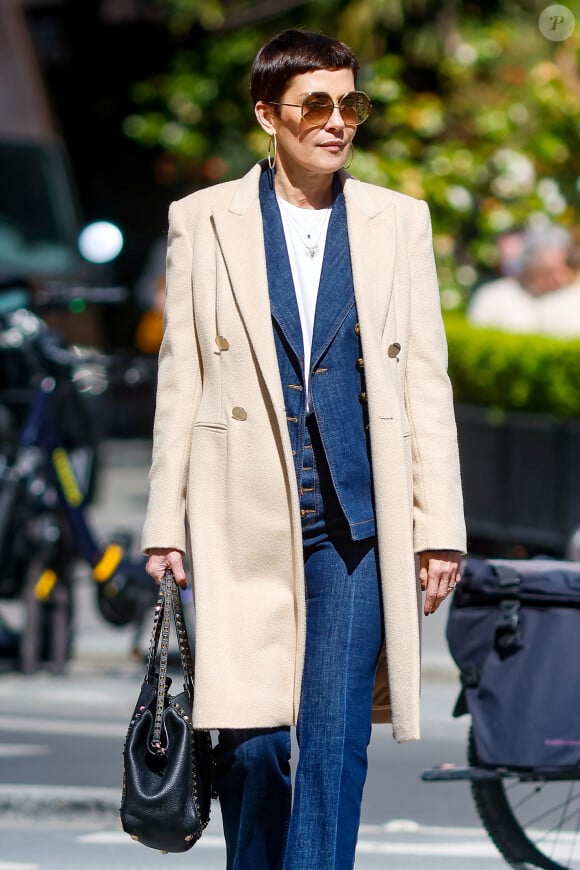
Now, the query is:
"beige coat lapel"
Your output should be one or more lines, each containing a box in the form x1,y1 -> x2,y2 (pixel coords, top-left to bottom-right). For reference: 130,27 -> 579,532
341,173 -> 401,422
211,164 -> 286,413
341,171 -> 396,342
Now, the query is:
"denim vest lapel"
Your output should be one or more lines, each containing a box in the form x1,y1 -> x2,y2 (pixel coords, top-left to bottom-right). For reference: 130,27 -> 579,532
259,170 -> 304,372
310,190 -> 355,371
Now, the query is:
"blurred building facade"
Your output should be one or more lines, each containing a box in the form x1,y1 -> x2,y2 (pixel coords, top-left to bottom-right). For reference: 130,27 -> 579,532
1,0 -> 178,347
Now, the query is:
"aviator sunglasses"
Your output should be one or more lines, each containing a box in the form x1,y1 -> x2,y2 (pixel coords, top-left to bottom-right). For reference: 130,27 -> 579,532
271,91 -> 372,127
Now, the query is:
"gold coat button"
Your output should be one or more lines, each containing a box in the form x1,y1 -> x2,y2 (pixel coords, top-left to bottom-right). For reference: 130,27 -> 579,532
356,357 -> 364,369
232,407 -> 247,421
215,335 -> 229,351
387,342 -> 401,358
354,322 -> 361,335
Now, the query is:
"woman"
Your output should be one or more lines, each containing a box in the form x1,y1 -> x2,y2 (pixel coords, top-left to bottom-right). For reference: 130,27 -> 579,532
143,28 -> 465,870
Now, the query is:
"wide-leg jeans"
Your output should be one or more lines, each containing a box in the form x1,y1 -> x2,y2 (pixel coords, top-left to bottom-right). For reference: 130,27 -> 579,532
213,417 -> 383,870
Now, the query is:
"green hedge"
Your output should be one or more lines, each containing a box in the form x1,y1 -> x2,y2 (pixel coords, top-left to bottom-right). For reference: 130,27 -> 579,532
444,313 -> 580,419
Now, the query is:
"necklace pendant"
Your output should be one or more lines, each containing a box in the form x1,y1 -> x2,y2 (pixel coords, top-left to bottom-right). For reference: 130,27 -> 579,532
305,244 -> 319,258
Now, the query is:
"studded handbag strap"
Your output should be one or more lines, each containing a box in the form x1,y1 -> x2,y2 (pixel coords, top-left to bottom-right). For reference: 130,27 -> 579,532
145,581 -> 165,685
148,568 -> 195,754
169,576 -> 195,689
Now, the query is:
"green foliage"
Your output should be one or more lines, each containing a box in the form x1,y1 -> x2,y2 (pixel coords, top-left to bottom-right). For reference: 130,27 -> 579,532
123,0 -> 580,301
444,313 -> 580,417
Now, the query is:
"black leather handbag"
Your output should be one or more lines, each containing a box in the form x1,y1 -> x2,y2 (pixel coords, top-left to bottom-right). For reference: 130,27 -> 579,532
120,569 -> 213,852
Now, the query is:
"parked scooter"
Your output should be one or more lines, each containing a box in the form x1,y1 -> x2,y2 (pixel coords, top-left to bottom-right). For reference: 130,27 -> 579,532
0,282 -> 157,672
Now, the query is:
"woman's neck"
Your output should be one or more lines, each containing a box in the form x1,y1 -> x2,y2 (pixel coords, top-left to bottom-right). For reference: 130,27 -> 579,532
273,166 -> 335,210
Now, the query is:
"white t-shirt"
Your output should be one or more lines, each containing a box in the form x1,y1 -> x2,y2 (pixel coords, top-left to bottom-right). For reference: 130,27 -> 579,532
467,276 -> 580,338
535,282 -> 580,338
467,277 -> 540,333
276,196 -> 332,409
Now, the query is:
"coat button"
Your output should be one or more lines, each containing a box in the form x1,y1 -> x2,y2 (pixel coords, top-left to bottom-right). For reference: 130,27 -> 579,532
232,407 -> 247,421
356,357 -> 364,370
387,342 -> 401,358
354,322 -> 361,335
215,335 -> 229,351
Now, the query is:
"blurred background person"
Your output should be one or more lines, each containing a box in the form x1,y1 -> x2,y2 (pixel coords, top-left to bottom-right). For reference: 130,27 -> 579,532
496,228 -> 526,279
467,225 -> 572,334
536,229 -> 580,339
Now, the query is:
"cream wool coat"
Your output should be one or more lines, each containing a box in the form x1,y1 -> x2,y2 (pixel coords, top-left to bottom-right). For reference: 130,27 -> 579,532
142,162 -> 466,743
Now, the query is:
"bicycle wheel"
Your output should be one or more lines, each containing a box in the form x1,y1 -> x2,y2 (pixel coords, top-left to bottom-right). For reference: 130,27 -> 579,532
469,726 -> 580,869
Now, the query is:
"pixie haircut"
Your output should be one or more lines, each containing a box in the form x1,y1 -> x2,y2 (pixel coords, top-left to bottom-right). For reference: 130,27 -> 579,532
250,29 -> 359,106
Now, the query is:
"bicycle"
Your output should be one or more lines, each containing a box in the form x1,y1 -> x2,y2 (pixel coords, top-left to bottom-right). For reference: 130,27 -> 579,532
422,556 -> 580,870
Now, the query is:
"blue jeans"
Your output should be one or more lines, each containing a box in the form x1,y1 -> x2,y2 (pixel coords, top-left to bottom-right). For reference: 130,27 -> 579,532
213,416 -> 383,870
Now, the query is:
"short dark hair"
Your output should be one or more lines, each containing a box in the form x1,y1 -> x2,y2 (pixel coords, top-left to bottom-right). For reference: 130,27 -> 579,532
250,29 -> 359,105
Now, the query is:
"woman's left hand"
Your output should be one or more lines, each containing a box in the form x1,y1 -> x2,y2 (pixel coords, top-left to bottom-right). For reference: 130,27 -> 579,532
419,550 -> 463,615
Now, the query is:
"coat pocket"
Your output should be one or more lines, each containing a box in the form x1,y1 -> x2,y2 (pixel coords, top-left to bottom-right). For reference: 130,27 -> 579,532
193,421 -> 227,432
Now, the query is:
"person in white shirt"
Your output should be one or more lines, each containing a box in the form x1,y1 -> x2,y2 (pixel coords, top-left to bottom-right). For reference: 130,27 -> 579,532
536,235 -> 580,338
468,225 -> 573,334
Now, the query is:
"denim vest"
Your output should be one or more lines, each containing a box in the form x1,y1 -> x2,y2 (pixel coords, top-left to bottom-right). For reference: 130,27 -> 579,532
259,169 -> 376,540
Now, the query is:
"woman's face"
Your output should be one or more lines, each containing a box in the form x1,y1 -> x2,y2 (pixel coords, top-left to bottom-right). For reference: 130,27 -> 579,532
256,67 -> 358,183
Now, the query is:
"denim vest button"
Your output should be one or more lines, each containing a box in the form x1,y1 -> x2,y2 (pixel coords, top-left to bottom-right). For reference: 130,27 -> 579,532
359,392 -> 368,403
356,357 -> 364,369
354,322 -> 361,335
232,407 -> 247,421
387,342 -> 401,358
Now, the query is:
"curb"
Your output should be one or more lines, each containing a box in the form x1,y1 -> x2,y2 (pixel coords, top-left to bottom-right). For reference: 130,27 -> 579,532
0,784 -> 120,821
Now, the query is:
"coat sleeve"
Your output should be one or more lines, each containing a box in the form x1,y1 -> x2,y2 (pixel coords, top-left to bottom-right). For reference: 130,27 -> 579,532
141,200 -> 202,553
404,200 -> 466,554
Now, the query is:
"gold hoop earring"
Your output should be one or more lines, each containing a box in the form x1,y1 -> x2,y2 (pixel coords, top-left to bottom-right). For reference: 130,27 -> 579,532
267,132 -> 277,170
344,143 -> 354,170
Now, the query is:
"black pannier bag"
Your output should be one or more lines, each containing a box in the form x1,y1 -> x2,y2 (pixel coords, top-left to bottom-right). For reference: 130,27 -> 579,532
447,557 -> 580,771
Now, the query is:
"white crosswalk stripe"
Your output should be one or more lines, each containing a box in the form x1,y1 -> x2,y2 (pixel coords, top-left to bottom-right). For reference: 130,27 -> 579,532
0,715 -> 124,738
78,823 -> 501,859
0,745 -> 48,757
357,840 -> 497,857
77,832 -> 225,848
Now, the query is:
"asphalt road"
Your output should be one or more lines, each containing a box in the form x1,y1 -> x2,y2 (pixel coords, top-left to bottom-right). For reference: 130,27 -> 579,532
0,664 -> 473,812
0,440 -> 510,868
0,638 -> 505,868
0,821 -> 508,870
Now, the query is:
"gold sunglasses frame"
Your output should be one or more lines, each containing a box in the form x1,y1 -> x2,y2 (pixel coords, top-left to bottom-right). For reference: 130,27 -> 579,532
270,91 -> 372,126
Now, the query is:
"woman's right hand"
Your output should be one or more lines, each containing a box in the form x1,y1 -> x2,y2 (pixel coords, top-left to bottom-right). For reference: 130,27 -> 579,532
145,548 -> 188,589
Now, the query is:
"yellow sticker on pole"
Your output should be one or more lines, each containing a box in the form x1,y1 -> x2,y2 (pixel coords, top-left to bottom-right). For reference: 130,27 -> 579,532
93,544 -> 124,582
52,448 -> 83,507
34,569 -> 58,601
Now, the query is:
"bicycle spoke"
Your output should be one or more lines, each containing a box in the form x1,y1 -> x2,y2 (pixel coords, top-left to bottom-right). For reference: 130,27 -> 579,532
509,780 -> 580,867
509,782 -> 580,832
565,794 -> 580,868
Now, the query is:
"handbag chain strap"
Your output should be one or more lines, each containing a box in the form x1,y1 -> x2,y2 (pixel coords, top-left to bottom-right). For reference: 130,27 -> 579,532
147,568 -> 195,755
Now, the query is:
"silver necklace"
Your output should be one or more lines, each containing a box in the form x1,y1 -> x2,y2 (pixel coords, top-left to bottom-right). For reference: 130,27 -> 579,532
278,199 -> 331,259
